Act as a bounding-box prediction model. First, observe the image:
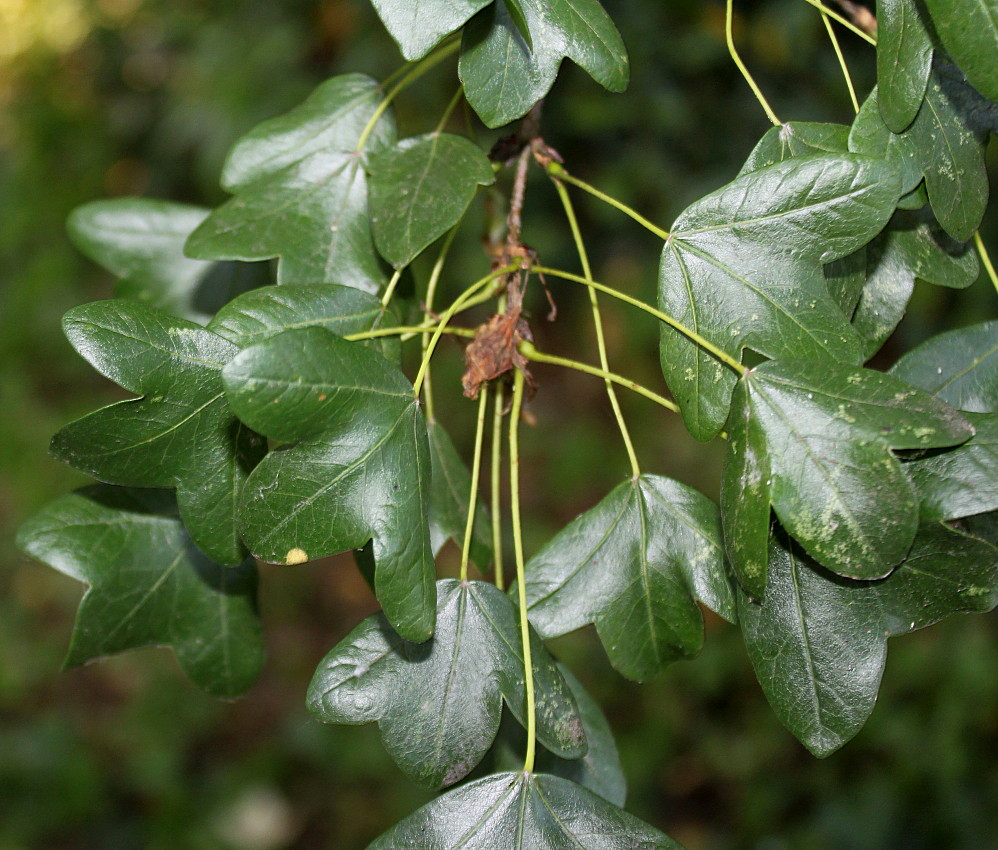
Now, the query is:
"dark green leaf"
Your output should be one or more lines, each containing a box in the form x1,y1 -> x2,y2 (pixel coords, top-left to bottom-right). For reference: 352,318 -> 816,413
307,579 -> 585,789
852,207 -> 978,358
848,88 -> 925,197
740,524 -> 998,756
738,122 -> 850,175
824,247 -> 868,318
67,199 -> 265,323
890,320 -> 998,412
722,359 -> 972,589
222,326 -> 435,641
482,664 -> 627,806
368,771 -> 679,849
459,0 -> 629,128
208,283 -> 401,362
187,74 -> 396,290
369,0 -> 491,59
877,0 -> 935,132
905,412 -> 998,519
523,475 -> 735,681
368,133 -> 494,268
851,67 -> 991,242
50,301 -> 264,564
659,154 -> 900,441
17,486 -> 264,698
428,421 -> 492,568
923,0 -> 998,101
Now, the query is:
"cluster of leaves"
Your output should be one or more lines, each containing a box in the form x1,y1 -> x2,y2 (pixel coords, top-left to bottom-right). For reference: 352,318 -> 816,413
17,0 -> 998,845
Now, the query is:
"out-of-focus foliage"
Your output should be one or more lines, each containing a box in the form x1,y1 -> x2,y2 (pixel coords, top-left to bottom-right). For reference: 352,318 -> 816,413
2,0 -> 996,847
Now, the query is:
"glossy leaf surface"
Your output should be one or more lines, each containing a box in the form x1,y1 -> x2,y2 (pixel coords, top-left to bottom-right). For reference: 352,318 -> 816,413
877,0 -> 935,131
721,359 -> 972,594
890,320 -> 998,413
427,421 -> 492,567
924,0 -> 998,101
523,475 -> 735,681
459,0 -> 628,128
852,208 -> 978,358
368,771 -> 678,849
369,133 -> 494,268
740,526 -> 998,756
222,326 -> 434,641
738,122 -> 849,175
50,300 -> 264,564
17,486 -> 263,698
484,664 -> 627,806
370,0 -> 490,59
67,199 -> 264,322
906,413 -> 998,521
659,154 -> 900,441
187,74 -> 395,290
208,283 -> 400,362
307,579 -> 585,789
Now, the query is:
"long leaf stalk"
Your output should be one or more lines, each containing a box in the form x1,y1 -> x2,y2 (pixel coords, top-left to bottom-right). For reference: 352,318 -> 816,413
421,227 -> 459,423
508,368 -> 536,774
974,232 -> 998,296
820,10 -> 860,113
490,381 -> 506,591
459,390 -> 490,583
552,176 -> 641,478
532,265 -> 748,376
800,0 -> 878,44
726,0 -> 782,127
545,161 -> 671,242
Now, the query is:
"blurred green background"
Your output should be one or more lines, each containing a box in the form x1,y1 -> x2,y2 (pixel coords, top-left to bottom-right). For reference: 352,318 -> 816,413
2,0 -> 997,847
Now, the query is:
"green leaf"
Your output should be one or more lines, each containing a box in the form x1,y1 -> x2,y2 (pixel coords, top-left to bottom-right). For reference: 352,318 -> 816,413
522,475 -> 735,681
877,0 -> 935,132
890,320 -> 998,412
368,133 -> 494,268
67,199 -> 265,323
50,300 -> 265,565
459,0 -> 629,128
851,67 -> 992,242
483,664 -> 627,806
17,486 -> 264,698
369,0 -> 491,59
923,0 -> 998,101
848,87 -> 925,197
906,412 -> 998,520
208,283 -> 401,363
367,771 -> 679,849
659,154 -> 900,441
852,207 -> 979,359
721,359 -> 972,590
739,524 -> 998,757
427,421 -> 492,568
222,326 -> 435,642
738,122 -> 850,175
307,579 -> 585,789
187,74 -> 396,290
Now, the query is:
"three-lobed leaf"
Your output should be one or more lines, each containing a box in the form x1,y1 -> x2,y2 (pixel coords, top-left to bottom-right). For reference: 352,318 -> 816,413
721,358 -> 972,596
523,475 -> 735,681
307,579 -> 585,789
368,132 -> 494,268
459,0 -> 629,128
187,74 -> 396,290
222,326 -> 435,641
368,771 -> 679,849
740,525 -> 998,757
17,486 -> 264,698
659,153 -> 901,441
50,300 -> 264,565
